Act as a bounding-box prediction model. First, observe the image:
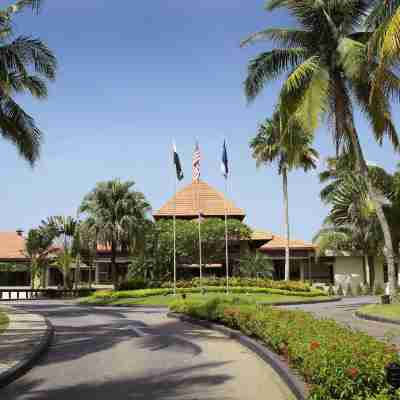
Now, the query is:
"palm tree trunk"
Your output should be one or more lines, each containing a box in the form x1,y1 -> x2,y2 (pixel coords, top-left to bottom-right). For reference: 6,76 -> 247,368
283,167 -> 290,281
348,125 -> 396,295
368,255 -> 375,291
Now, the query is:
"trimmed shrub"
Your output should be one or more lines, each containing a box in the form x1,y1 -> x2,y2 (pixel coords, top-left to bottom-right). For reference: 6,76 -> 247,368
170,297 -> 400,400
374,283 -> 385,296
346,282 -> 354,297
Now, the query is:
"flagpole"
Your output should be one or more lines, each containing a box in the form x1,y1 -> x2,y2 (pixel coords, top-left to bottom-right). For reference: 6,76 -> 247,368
198,210 -> 202,294
224,177 -> 229,295
173,174 -> 177,296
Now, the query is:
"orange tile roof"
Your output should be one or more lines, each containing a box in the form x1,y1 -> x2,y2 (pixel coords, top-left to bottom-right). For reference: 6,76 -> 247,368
0,232 -> 27,260
154,180 -> 246,220
259,234 -> 315,251
251,230 -> 273,241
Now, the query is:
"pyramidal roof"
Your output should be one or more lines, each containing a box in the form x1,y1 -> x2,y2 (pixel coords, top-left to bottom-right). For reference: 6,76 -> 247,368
154,180 -> 246,220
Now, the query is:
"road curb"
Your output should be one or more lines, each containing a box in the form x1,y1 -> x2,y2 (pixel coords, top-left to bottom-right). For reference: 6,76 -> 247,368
355,310 -> 400,325
258,296 -> 342,307
0,308 -> 54,389
167,312 -> 307,400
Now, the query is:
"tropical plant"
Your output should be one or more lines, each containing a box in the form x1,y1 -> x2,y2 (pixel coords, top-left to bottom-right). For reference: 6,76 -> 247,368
42,216 -> 78,289
0,0 -> 56,165
242,0 -> 400,294
24,227 -> 57,288
238,251 -> 274,279
250,110 -> 318,280
80,180 -> 151,288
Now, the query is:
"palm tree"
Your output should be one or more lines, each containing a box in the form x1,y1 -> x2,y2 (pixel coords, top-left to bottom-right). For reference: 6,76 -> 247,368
250,110 -> 318,281
242,0 -> 400,295
42,216 -> 78,289
0,0 -> 56,165
80,180 -> 151,288
24,226 -> 57,288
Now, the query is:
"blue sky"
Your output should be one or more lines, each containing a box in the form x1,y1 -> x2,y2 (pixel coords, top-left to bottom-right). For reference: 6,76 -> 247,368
1,0 -> 399,241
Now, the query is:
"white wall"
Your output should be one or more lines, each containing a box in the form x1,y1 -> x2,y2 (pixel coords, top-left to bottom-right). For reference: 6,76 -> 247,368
334,256 -> 364,289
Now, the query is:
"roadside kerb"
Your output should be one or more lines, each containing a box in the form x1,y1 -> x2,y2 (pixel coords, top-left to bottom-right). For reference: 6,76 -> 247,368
0,307 -> 54,388
167,311 -> 307,400
355,310 -> 400,326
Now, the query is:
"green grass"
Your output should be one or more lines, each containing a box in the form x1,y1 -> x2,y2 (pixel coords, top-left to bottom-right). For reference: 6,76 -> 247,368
82,292 -> 332,307
359,304 -> 400,321
0,309 -> 9,335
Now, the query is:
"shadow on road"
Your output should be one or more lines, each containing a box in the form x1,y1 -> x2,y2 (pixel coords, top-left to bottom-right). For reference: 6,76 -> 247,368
4,362 -> 234,400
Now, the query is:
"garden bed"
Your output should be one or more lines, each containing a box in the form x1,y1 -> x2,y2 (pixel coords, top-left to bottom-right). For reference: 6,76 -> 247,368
357,304 -> 400,324
80,286 -> 327,306
0,309 -> 9,335
170,297 -> 400,400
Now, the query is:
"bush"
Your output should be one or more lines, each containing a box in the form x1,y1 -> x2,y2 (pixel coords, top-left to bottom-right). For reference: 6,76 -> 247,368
89,286 -> 327,302
328,285 -> 335,296
171,297 -> 400,400
337,284 -> 344,296
375,283 -> 385,296
118,278 -> 151,291
346,282 -> 354,297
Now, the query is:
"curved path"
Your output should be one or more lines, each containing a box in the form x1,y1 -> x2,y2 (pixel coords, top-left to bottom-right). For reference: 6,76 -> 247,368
0,301 -> 293,400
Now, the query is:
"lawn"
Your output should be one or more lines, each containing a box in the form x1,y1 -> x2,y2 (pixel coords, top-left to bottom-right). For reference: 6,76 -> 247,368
82,292 -> 332,307
0,309 -> 9,335
358,303 -> 400,322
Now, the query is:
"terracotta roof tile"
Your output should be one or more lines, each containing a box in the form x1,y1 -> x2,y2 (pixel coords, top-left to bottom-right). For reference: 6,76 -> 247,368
260,235 -> 315,250
154,180 -> 246,219
251,230 -> 273,241
0,232 -> 26,260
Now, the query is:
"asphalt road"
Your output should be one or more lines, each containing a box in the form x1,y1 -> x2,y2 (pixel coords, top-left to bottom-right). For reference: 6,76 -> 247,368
0,301 -> 293,400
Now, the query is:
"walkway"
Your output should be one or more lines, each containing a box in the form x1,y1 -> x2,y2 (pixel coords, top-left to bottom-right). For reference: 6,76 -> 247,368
1,301 -> 294,400
284,296 -> 400,345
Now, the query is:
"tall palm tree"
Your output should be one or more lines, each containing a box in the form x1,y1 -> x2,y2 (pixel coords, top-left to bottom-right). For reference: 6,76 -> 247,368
250,110 -> 318,281
242,0 -> 400,294
80,180 -> 151,288
0,0 -> 56,165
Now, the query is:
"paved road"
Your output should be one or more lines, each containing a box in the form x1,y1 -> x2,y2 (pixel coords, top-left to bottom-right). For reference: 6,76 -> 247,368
0,301 -> 293,400
284,297 -> 400,344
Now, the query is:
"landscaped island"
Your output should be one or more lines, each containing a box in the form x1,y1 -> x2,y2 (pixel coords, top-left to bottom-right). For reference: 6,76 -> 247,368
358,304 -> 400,323
170,296 -> 400,400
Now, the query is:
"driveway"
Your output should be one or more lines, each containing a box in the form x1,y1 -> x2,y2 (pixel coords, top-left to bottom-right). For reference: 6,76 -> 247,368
0,301 -> 293,400
283,296 -> 400,344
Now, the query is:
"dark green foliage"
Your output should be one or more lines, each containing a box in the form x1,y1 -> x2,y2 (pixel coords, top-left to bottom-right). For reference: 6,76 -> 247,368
171,297 -> 400,400
346,282 -> 354,297
374,283 -> 385,296
238,252 -> 274,278
328,285 -> 335,296
128,218 -> 252,283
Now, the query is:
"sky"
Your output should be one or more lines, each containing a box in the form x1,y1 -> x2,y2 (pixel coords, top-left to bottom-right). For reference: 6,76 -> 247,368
1,0 -> 399,241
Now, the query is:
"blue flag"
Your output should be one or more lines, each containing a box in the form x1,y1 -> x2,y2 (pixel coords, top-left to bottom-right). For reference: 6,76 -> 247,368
221,140 -> 228,179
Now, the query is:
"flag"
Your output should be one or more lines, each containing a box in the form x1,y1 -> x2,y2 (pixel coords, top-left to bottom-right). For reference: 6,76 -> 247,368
192,141 -> 201,182
221,139 -> 229,179
173,142 -> 184,181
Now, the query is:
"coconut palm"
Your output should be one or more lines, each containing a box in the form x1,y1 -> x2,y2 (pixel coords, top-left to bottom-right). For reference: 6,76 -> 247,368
250,110 -> 318,280
242,0 -> 400,294
80,180 -> 151,288
0,0 -> 56,165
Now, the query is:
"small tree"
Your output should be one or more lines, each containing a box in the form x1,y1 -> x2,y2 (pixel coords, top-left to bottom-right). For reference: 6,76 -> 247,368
238,252 -> 274,279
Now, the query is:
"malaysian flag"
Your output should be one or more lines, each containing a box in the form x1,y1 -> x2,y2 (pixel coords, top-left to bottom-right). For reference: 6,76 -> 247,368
192,141 -> 201,182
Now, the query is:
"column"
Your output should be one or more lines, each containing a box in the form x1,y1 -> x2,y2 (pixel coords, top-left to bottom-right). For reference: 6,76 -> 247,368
95,263 -> 100,285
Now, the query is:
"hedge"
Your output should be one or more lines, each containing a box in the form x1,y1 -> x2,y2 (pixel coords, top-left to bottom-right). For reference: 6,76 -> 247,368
170,297 -> 400,400
119,277 -> 313,292
91,286 -> 326,301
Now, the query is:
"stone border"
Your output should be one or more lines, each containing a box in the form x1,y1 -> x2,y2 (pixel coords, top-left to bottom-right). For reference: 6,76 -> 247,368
355,310 -> 400,326
167,312 -> 307,400
0,308 -> 54,389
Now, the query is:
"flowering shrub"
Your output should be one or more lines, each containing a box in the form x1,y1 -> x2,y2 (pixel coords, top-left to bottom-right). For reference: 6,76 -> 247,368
159,277 -> 313,292
90,285 -> 326,301
170,297 -> 400,400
